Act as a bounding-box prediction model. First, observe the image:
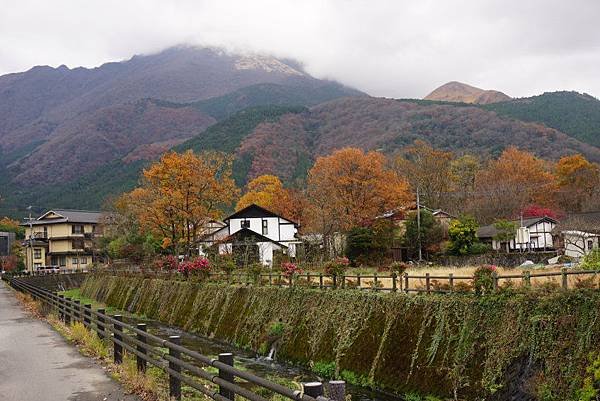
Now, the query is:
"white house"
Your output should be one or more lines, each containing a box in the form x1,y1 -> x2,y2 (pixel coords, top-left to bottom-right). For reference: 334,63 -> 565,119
556,212 -> 600,258
562,230 -> 600,258
199,204 -> 301,266
477,216 -> 557,252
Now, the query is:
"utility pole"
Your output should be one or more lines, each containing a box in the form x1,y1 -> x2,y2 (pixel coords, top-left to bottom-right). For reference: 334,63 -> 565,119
416,187 -> 423,262
24,206 -> 35,273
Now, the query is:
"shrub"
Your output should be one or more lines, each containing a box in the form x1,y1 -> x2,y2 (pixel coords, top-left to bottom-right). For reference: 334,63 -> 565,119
324,257 -> 350,276
581,249 -> 600,270
389,261 -> 410,275
473,265 -> 497,295
154,255 -> 179,271
217,255 -> 236,275
312,361 -> 336,379
178,257 -> 211,278
281,262 -> 302,278
248,263 -> 264,282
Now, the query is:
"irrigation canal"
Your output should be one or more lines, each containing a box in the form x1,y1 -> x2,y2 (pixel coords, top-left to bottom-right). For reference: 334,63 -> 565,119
138,318 -> 402,401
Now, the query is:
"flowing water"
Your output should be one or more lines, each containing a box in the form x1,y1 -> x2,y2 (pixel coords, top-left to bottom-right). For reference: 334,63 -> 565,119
137,319 -> 403,401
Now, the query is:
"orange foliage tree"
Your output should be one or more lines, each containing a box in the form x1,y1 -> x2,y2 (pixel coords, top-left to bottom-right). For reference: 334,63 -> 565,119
235,175 -> 302,222
555,154 -> 600,212
393,140 -> 454,209
304,148 -> 412,251
473,147 -> 557,222
119,150 -> 239,255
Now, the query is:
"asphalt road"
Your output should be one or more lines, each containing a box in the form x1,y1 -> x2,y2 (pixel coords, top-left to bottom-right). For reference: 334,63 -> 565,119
0,282 -> 140,401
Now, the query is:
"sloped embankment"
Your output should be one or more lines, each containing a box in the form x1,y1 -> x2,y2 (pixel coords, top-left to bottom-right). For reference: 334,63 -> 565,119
80,274 -> 600,400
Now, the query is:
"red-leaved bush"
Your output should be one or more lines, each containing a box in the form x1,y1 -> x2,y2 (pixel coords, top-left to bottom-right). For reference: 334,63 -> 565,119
154,255 -> 179,271
324,257 -> 350,276
178,257 -> 211,277
281,262 -> 303,277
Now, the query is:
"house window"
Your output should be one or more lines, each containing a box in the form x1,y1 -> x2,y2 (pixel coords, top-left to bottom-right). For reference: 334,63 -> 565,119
72,257 -> 79,265
262,219 -> 268,236
588,240 -> 594,250
72,239 -> 84,249
241,220 -> 250,229
72,225 -> 84,234
34,263 -> 42,268
80,257 -> 88,264
34,248 -> 42,259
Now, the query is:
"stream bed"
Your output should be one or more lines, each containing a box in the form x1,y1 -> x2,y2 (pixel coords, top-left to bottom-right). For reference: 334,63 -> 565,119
136,319 -> 403,401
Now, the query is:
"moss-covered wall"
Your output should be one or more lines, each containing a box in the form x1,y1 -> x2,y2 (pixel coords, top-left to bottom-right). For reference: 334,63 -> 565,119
81,274 -> 600,400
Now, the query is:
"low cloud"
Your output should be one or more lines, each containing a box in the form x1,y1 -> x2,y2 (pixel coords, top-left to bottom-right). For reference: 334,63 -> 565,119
1,0 -> 599,98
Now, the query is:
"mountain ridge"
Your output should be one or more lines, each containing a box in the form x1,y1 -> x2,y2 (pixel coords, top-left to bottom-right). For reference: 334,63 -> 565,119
424,81 -> 511,104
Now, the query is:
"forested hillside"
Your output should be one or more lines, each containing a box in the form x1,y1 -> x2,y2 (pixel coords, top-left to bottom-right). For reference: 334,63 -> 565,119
482,91 -> 600,146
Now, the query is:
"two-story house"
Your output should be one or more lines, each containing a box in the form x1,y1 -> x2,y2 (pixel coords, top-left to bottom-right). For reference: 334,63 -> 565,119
22,209 -> 101,271
199,204 -> 300,266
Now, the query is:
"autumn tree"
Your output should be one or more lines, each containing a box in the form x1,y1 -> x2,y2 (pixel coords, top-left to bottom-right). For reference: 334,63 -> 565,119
304,148 -> 412,253
236,175 -> 302,222
393,140 -> 454,210
119,150 -> 239,256
472,147 -> 557,223
449,154 -> 480,213
555,154 -> 600,212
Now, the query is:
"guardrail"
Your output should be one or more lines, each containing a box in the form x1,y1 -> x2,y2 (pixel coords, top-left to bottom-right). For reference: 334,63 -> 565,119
5,277 -> 342,401
103,267 -> 600,294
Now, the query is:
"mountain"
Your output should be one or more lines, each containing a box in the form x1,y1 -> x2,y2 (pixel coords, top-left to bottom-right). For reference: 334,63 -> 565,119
482,91 -> 600,147
424,81 -> 511,104
0,46 -> 362,214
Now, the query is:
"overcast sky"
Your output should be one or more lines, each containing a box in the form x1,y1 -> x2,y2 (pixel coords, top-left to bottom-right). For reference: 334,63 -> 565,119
1,0 -> 600,99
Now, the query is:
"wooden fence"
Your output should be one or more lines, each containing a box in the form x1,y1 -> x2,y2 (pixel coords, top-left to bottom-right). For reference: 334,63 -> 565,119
101,267 -> 600,294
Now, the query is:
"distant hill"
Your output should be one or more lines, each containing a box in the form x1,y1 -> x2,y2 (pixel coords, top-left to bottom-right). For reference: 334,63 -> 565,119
227,97 -> 600,183
425,81 -> 511,104
482,91 -> 600,147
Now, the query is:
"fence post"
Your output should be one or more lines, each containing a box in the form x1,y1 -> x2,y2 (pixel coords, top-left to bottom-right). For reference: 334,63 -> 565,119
289,274 -> 293,287
492,272 -> 499,292
74,300 -> 81,322
113,315 -> 123,365
523,271 -> 531,288
374,272 -> 378,290
332,274 -> 337,289
303,382 -> 324,398
328,380 -> 346,401
392,272 -> 397,292
561,268 -> 568,290
136,323 -> 147,373
425,273 -> 431,294
218,352 -> 235,400
319,273 -> 323,289
64,297 -> 72,325
83,304 -> 91,327
97,308 -> 106,339
306,272 -> 311,288
341,274 -> 345,289
58,294 -> 65,321
269,272 -> 273,286
449,273 -> 454,294
404,273 -> 409,294
357,273 -> 361,289
169,335 -> 182,401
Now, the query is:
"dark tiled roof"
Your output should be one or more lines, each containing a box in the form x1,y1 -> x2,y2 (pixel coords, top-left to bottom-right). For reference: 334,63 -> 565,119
224,204 -> 298,226
22,209 -> 102,226
220,227 -> 288,248
477,217 -> 557,238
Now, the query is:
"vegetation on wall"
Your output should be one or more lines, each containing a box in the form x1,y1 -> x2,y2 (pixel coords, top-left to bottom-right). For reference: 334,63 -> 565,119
81,274 -> 600,401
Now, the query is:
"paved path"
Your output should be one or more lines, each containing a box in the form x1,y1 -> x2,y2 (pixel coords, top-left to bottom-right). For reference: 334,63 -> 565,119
0,282 -> 140,401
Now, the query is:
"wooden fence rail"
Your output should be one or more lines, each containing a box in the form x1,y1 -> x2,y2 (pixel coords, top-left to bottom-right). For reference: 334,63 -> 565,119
100,267 -> 600,294
4,277 -> 344,401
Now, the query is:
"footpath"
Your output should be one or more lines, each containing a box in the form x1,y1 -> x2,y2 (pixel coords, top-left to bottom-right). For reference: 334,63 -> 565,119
0,282 -> 139,401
